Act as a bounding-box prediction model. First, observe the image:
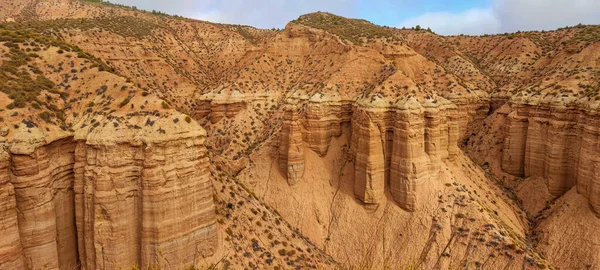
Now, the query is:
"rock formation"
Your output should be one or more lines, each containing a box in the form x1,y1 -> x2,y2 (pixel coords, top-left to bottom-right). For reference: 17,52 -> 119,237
195,91 -> 248,123
0,148 -> 25,269
352,96 -> 459,209
303,92 -> 350,156
501,95 -> 600,216
279,102 -> 305,185
0,117 -> 217,269
1,1 -> 600,268
278,94 -> 460,210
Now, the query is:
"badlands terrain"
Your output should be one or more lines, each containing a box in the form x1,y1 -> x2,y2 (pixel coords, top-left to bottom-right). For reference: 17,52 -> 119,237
0,0 -> 599,269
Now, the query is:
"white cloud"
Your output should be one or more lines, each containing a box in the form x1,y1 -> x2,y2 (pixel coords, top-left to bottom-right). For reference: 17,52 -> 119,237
398,8 -> 501,35
398,0 -> 600,35
110,0 -> 356,29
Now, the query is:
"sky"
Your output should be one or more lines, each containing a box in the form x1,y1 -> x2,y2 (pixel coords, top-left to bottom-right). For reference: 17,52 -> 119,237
108,0 -> 600,35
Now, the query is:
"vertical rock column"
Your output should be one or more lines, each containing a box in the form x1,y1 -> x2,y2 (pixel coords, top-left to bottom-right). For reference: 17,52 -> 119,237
591,159 -> 600,217
304,93 -> 342,156
583,114 -> 600,217
577,121 -> 599,198
140,134 -> 216,268
9,138 -> 78,269
352,111 -> 385,205
544,119 -> 579,196
423,101 -> 444,172
74,140 -> 95,270
79,143 -> 144,269
76,119 -> 217,269
501,111 -> 528,176
446,102 -> 460,160
0,148 -> 25,269
279,104 -> 305,185
390,101 -> 431,212
524,117 -> 549,178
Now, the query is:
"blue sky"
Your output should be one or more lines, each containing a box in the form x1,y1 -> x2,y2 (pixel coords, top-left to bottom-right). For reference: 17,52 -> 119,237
356,0 -> 491,27
108,0 -> 600,35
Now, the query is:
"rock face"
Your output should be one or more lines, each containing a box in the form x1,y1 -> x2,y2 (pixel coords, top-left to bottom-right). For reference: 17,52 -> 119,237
194,91 -> 248,123
445,92 -> 490,142
278,95 -> 460,210
303,93 -> 351,156
501,97 -> 600,216
0,118 -> 217,269
279,103 -> 305,185
352,96 -> 459,210
352,113 -> 386,204
0,148 -> 25,269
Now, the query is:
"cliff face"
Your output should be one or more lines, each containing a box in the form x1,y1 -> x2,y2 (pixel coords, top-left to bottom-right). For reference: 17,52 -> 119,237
0,117 -> 216,269
352,96 -> 459,210
0,149 -> 25,269
279,103 -> 305,185
501,97 -> 600,215
278,95 -> 460,210
303,94 -> 352,156
194,91 -> 248,124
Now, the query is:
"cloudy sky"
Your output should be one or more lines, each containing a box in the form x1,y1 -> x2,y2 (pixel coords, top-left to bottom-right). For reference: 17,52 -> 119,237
108,0 -> 600,35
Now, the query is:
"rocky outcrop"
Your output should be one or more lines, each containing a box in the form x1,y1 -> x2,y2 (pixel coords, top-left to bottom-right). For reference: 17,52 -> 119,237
0,116 -> 217,269
194,91 -> 247,123
277,93 -> 352,184
303,93 -> 352,156
352,112 -> 386,204
352,96 -> 459,210
279,103 -> 305,185
277,94 -> 460,210
8,137 -> 79,269
501,96 -> 600,216
0,148 -> 25,269
444,91 -> 490,142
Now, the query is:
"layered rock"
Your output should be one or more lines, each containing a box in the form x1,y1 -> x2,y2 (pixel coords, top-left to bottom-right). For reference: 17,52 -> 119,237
194,91 -> 247,123
279,103 -> 306,185
9,137 -> 78,269
501,96 -> 600,216
352,96 -> 459,209
444,91 -> 490,142
0,116 -> 217,269
303,92 -> 352,156
352,111 -> 386,204
0,148 -> 25,269
277,93 -> 460,210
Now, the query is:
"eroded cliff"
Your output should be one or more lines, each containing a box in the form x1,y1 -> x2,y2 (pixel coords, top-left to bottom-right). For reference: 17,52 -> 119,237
501,96 -> 600,215
277,94 -> 460,211
0,116 -> 217,269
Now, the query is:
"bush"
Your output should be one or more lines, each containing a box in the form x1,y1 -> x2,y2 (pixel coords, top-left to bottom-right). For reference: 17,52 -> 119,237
118,96 -> 132,108
39,111 -> 52,123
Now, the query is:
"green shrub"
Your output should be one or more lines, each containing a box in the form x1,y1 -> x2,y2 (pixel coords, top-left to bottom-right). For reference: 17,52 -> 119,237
39,111 -> 52,123
118,96 -> 132,108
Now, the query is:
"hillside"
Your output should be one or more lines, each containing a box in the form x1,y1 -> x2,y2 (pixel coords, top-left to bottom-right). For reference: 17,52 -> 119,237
0,1 -> 598,269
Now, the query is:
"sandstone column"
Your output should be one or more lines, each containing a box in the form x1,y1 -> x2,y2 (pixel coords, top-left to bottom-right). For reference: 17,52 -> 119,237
9,139 -> 78,269
0,149 -> 25,269
501,111 -> 528,176
279,104 -> 305,185
577,124 -> 599,197
353,114 -> 385,205
524,118 -> 548,177
390,102 -> 431,212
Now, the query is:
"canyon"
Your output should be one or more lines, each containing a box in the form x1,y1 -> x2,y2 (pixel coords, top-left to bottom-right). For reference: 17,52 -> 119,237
0,0 -> 599,269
